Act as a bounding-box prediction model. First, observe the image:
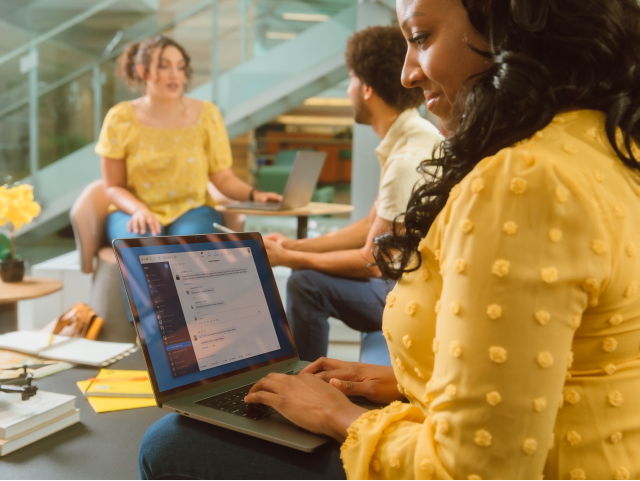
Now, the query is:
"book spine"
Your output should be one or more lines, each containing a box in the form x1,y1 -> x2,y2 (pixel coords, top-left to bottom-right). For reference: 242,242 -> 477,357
0,410 -> 80,456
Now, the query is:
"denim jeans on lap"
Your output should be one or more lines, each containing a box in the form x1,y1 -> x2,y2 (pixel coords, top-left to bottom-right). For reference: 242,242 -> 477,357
138,413 -> 345,480
286,269 -> 393,362
105,206 -> 223,321
105,205 -> 223,241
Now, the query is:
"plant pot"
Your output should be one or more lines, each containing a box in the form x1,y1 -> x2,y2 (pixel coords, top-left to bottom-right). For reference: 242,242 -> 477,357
0,258 -> 25,283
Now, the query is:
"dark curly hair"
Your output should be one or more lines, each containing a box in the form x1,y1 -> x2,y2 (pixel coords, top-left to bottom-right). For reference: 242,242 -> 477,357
117,35 -> 193,92
375,0 -> 640,280
345,26 -> 425,111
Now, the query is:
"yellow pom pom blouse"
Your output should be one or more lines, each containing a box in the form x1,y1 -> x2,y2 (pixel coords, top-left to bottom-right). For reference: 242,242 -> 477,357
95,101 -> 232,226
340,110 -> 640,480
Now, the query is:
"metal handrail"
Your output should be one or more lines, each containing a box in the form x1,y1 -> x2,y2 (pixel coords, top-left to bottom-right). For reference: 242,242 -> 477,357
0,0 -> 216,120
0,0 -> 120,68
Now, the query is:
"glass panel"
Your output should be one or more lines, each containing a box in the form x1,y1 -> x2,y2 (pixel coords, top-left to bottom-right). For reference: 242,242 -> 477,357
217,0 -> 245,76
161,6 -> 214,92
38,70 -> 94,169
0,104 -> 30,182
0,0 -> 358,177
0,56 -> 28,115
253,0 -> 352,58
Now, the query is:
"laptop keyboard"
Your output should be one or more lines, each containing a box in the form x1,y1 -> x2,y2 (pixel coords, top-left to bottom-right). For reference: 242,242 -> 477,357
195,369 -> 300,420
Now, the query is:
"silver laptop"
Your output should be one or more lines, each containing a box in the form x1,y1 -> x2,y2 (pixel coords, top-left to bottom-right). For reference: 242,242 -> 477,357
112,232 -> 329,452
228,151 -> 327,211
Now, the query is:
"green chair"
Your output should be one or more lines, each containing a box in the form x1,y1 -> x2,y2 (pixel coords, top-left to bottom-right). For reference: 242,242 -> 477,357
311,185 -> 336,203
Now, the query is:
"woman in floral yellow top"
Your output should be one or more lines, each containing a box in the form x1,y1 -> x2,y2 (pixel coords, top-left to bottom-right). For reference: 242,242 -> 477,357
138,1 -> 640,479
96,35 -> 280,241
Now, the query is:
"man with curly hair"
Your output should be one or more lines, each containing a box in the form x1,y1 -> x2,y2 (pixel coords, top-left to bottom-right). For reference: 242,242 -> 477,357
264,26 -> 443,362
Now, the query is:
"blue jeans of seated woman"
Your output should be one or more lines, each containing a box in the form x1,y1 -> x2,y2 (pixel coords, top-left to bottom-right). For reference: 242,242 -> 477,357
138,413 -> 345,480
106,206 -> 223,322
106,205 -> 223,240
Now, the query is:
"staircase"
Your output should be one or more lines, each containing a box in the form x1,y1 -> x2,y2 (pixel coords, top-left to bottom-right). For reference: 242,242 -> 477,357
0,0 -> 391,241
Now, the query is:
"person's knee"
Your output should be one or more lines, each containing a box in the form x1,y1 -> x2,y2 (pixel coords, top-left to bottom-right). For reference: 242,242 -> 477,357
138,415 -> 179,479
287,269 -> 321,301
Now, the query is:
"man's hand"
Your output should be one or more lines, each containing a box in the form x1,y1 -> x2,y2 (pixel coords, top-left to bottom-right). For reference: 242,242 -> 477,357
263,232 -> 297,250
263,238 -> 293,267
245,372 -> 366,443
301,357 -> 405,404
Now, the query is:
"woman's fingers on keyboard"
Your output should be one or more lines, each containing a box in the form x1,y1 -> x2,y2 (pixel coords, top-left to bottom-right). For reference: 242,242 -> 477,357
314,368 -> 352,383
246,373 -> 287,397
244,389 -> 278,407
300,357 -> 349,375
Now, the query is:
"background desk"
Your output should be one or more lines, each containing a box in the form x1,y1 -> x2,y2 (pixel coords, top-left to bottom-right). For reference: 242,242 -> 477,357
215,202 -> 354,239
0,351 -> 167,480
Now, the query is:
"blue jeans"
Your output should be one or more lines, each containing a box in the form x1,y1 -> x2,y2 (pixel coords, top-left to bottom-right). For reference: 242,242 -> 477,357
138,413 -> 345,479
105,205 -> 223,241
106,206 -> 223,321
286,270 -> 393,362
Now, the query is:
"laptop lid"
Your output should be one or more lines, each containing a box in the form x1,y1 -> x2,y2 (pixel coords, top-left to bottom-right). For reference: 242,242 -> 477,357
112,233 -> 298,406
279,151 -> 327,209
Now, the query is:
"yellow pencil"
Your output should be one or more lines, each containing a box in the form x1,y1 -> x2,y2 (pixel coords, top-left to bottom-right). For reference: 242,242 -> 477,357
47,334 -> 55,346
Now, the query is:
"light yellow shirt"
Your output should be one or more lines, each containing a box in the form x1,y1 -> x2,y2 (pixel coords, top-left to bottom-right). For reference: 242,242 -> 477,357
341,110 -> 640,480
95,101 -> 232,225
375,109 -> 443,222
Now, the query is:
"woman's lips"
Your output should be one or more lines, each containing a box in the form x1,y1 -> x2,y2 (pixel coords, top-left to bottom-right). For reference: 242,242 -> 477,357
425,92 -> 440,113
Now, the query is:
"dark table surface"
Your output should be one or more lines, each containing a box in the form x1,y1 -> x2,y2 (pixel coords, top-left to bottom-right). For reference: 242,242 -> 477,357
0,350 -> 168,480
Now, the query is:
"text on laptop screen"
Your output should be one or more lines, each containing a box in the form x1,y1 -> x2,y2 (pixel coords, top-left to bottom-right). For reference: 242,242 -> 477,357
118,239 -> 294,392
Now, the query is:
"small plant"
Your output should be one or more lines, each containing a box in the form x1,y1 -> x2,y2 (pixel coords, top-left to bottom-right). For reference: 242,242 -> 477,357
0,180 -> 41,260
0,233 -> 9,260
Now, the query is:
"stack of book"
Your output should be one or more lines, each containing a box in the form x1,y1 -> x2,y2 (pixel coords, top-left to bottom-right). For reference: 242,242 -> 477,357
0,391 -> 80,456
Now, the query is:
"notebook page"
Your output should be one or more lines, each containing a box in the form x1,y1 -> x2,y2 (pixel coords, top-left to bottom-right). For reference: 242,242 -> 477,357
42,339 -> 136,366
0,331 -> 69,356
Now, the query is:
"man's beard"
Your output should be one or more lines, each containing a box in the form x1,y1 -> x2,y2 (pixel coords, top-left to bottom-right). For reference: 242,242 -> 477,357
352,94 -> 372,125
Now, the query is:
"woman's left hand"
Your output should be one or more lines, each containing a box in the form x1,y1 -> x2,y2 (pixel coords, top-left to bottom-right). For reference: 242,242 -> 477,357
245,372 -> 367,442
253,191 -> 282,203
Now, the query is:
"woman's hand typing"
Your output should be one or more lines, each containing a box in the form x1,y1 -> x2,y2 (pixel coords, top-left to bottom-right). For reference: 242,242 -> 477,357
244,372 -> 366,443
253,191 -> 282,203
301,358 -> 404,405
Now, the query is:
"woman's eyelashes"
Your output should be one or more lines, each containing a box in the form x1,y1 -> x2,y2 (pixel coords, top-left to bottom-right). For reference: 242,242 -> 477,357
408,33 -> 430,48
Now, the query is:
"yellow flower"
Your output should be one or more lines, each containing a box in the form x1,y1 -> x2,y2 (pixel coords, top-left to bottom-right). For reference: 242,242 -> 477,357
0,184 -> 41,230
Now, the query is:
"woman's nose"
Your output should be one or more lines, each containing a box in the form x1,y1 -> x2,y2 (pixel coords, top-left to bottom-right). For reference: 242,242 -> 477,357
401,49 -> 427,89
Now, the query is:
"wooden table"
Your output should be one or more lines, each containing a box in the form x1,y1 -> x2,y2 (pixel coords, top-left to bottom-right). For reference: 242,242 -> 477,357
0,277 -> 63,334
215,202 -> 354,239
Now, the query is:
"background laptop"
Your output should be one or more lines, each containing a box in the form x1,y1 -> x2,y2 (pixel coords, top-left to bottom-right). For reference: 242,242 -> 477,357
227,151 -> 326,211
112,232 -> 329,452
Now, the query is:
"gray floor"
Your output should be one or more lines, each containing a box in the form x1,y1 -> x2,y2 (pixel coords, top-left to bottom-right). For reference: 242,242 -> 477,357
0,351 -> 167,480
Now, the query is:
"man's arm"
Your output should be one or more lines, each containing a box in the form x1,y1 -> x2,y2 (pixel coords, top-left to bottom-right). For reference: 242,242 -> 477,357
264,213 -> 398,278
265,204 -> 377,253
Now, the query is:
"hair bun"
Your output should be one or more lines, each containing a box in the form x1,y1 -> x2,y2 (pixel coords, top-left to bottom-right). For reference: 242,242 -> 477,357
117,42 -> 141,86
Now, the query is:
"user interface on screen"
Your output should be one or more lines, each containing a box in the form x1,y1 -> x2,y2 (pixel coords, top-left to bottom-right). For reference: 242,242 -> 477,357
117,238 -> 295,393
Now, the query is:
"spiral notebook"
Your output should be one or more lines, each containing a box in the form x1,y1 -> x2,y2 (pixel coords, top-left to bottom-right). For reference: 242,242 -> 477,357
0,331 -> 136,367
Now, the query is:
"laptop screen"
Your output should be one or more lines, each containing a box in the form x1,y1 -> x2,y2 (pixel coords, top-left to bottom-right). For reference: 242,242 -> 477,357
113,234 -> 296,396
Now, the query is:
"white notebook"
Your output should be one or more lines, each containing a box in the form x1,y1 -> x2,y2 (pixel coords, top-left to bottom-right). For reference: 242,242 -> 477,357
0,331 -> 136,367
0,391 -> 76,439
0,409 -> 80,456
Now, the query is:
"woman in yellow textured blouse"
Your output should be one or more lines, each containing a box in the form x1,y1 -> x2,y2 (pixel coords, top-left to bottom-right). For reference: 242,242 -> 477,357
138,0 -> 640,479
97,36 -> 280,242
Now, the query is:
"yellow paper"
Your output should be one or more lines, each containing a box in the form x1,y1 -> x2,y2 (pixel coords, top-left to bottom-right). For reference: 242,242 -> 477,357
77,380 -> 157,413
83,369 -> 153,398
